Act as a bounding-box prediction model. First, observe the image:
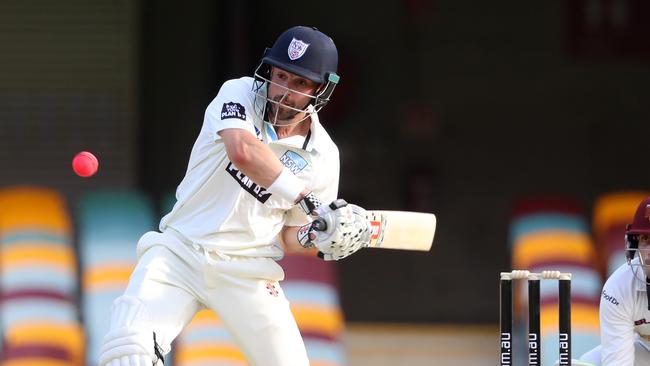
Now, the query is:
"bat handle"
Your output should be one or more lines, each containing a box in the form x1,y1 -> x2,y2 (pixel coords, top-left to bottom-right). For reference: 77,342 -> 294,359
312,199 -> 346,231
312,199 -> 349,260
312,217 -> 327,231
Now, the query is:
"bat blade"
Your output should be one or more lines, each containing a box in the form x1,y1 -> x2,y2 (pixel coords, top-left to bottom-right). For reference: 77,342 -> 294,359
366,210 -> 436,251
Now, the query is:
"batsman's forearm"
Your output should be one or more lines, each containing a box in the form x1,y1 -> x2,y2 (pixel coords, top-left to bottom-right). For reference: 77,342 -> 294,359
220,129 -> 284,187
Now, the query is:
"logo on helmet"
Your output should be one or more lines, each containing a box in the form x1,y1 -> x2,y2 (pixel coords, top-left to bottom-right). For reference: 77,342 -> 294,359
288,38 -> 310,60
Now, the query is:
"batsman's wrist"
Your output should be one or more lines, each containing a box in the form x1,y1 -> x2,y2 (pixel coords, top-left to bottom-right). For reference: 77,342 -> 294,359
298,192 -> 324,215
267,167 -> 305,203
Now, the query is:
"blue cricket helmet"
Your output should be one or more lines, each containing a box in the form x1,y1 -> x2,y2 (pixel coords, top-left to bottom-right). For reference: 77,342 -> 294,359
253,26 -> 341,118
261,26 -> 339,84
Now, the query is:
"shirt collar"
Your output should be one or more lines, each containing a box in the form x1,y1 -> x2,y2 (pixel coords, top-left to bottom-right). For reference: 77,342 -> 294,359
265,109 -> 328,153
302,112 -> 328,153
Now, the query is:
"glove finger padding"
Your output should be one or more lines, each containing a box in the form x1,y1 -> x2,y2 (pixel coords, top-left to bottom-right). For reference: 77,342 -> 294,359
315,204 -> 371,261
348,204 -> 372,245
313,205 -> 355,251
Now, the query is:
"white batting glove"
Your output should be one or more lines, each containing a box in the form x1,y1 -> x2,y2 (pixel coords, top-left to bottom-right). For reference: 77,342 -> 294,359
297,199 -> 348,248
319,204 -> 371,260
302,202 -> 371,261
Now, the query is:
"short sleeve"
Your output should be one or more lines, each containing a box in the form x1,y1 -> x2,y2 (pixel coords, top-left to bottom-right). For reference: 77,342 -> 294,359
205,79 -> 259,141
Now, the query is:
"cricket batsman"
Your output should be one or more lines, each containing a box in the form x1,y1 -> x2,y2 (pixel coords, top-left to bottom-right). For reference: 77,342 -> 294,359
98,26 -> 371,366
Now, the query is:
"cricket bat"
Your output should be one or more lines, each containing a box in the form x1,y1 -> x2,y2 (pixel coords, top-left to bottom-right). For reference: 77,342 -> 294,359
313,210 -> 436,251
364,210 -> 436,251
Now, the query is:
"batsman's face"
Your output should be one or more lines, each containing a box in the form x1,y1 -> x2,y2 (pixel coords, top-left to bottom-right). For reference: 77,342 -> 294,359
267,67 -> 318,122
638,235 -> 650,276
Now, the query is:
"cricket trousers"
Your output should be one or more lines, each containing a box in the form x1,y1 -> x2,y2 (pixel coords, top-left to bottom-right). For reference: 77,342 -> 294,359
106,230 -> 310,366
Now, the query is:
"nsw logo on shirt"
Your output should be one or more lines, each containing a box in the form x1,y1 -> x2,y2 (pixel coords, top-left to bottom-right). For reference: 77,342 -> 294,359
280,150 -> 308,175
221,102 -> 246,121
226,162 -> 271,203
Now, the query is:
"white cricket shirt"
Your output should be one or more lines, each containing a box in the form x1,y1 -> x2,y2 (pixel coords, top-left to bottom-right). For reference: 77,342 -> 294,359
160,77 -> 340,258
600,259 -> 650,365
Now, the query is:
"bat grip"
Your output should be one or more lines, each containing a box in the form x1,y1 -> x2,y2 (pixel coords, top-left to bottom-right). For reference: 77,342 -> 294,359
312,199 -> 348,231
312,217 -> 327,231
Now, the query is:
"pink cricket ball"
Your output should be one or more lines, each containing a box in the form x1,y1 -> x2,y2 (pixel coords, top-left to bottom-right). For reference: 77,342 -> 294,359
72,151 -> 99,177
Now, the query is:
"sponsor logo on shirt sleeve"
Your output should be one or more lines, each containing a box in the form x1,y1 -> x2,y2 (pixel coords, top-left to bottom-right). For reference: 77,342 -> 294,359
226,162 -> 271,203
221,102 -> 247,121
279,150 -> 308,175
602,290 -> 619,306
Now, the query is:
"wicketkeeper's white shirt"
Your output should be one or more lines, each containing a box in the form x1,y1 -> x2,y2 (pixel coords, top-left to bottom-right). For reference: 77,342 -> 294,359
160,77 -> 340,258
599,259 -> 650,365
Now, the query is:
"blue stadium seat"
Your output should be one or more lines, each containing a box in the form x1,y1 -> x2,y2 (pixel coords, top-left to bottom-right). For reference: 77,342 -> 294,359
77,190 -> 156,366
